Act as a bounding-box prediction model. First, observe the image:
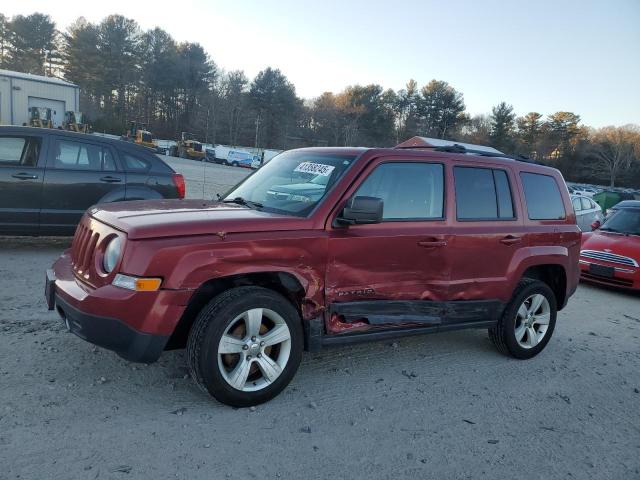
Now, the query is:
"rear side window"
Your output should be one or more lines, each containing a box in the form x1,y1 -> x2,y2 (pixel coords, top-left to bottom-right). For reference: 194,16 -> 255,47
580,197 -> 592,210
520,172 -> 566,220
354,162 -> 444,220
53,139 -> 114,171
123,153 -> 151,172
454,167 -> 514,220
103,149 -> 117,171
572,197 -> 582,212
0,136 -> 41,167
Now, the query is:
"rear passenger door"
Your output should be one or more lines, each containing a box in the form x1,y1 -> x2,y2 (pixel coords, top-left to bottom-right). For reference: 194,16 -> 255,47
41,137 -> 124,235
0,134 -> 45,235
448,165 -> 523,302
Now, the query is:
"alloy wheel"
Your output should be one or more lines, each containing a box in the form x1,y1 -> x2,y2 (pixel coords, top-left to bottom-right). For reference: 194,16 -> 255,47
217,308 -> 292,392
514,294 -> 551,349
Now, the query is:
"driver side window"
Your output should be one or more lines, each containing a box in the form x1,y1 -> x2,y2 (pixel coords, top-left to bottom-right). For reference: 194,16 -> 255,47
354,162 -> 444,220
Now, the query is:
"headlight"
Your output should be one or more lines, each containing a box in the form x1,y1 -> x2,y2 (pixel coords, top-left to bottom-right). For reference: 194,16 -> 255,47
103,237 -> 122,273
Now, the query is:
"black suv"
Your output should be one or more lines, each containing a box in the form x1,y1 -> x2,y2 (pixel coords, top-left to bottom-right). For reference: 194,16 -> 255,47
0,126 -> 185,236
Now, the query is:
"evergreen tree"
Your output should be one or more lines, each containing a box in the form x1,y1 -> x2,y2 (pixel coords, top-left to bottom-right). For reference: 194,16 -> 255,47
516,112 -> 543,157
7,13 -> 58,75
490,102 -> 516,152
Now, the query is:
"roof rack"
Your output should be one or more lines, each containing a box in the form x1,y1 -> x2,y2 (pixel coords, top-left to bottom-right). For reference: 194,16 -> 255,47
397,142 -> 536,163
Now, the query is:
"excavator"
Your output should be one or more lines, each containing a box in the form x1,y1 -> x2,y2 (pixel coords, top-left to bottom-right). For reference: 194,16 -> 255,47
122,121 -> 157,150
174,132 -> 205,160
63,111 -> 89,133
28,107 -> 53,129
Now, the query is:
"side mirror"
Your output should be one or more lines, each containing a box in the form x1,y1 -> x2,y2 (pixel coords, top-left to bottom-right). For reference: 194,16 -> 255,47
337,196 -> 383,225
591,220 -> 601,231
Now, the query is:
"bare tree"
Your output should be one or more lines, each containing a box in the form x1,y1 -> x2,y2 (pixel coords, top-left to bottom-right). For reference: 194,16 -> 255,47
588,125 -> 640,187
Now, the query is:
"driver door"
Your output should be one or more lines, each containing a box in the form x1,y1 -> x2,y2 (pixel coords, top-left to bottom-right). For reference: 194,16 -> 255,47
325,158 -> 451,330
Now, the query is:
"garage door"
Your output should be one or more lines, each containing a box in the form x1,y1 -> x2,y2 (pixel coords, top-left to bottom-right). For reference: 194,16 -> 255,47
28,97 -> 66,128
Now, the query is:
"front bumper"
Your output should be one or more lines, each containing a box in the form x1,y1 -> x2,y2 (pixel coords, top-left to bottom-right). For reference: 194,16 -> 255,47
579,260 -> 639,291
46,251 -> 192,362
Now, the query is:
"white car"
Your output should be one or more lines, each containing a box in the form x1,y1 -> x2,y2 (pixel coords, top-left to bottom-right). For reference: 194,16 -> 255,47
571,194 -> 603,231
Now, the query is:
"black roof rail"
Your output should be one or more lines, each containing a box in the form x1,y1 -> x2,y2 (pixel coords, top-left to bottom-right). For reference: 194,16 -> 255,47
397,142 -> 536,163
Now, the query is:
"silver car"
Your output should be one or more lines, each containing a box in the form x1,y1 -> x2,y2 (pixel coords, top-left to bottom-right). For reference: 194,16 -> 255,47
571,194 -> 603,231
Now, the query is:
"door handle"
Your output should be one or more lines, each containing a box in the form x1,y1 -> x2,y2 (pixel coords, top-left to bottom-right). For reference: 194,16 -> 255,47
100,176 -> 122,183
12,172 -> 38,180
418,239 -> 447,248
500,235 -> 522,245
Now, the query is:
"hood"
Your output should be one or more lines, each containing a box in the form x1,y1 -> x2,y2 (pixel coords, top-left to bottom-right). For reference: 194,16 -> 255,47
89,199 -> 309,240
581,230 -> 640,259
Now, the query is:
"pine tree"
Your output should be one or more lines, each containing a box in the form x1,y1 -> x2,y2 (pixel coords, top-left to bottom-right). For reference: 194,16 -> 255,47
490,102 -> 516,152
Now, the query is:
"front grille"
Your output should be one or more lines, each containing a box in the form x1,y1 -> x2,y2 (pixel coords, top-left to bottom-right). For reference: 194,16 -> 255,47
71,220 -> 100,278
580,250 -> 638,267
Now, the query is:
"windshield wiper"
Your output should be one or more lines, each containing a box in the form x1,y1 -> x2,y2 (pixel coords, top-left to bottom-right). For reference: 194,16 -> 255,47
222,196 -> 263,209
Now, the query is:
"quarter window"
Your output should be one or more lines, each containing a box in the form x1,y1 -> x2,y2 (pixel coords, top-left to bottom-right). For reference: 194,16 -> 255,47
123,153 -> 151,172
454,167 -> 515,220
580,197 -> 592,211
520,172 -> 566,220
0,136 -> 41,166
354,162 -> 444,220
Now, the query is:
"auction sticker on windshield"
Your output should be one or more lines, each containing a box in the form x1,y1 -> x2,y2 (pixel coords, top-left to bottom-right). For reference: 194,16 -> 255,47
294,162 -> 335,176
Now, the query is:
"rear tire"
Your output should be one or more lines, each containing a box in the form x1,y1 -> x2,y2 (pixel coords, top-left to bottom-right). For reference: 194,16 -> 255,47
186,287 -> 303,407
489,279 -> 557,359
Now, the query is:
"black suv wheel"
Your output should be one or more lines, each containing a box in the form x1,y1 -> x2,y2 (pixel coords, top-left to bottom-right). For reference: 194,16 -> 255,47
489,279 -> 557,359
186,286 -> 303,407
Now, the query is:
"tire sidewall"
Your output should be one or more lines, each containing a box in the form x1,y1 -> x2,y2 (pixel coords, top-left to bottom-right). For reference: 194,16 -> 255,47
503,281 -> 557,359
198,288 -> 303,407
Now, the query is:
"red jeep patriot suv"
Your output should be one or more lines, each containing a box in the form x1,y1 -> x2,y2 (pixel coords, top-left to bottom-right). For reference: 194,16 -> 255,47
46,137 -> 580,406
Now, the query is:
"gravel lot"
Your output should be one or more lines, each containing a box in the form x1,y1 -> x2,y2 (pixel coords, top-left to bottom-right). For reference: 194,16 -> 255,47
159,155 -> 251,200
1,158 -> 639,479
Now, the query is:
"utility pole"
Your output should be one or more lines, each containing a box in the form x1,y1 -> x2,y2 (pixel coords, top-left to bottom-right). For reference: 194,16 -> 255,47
254,114 -> 261,149
205,107 -> 210,145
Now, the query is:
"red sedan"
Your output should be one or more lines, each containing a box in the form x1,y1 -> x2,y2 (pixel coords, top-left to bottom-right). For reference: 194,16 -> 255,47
580,201 -> 640,290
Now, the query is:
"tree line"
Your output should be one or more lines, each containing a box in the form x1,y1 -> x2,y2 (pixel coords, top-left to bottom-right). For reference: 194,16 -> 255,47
1,12 -> 639,187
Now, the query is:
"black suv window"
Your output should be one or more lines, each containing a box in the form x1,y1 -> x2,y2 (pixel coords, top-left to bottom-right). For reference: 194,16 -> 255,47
354,162 -> 444,220
0,136 -> 41,167
454,167 -> 514,220
520,172 -> 566,220
53,139 -> 114,171
123,153 -> 151,172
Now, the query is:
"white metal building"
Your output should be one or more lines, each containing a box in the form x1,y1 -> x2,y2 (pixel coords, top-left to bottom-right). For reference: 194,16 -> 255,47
0,69 -> 80,128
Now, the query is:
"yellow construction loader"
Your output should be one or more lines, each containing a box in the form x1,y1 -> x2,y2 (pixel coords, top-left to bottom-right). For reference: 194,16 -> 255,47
63,111 -> 89,133
28,107 -> 53,129
175,132 -> 205,160
122,121 -> 157,150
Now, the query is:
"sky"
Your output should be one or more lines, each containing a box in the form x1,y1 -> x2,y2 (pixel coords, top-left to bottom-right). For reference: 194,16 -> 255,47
4,0 -> 639,127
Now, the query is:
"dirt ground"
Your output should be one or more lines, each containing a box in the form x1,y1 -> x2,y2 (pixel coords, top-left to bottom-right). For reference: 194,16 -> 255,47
1,158 -> 639,479
1,236 -> 639,480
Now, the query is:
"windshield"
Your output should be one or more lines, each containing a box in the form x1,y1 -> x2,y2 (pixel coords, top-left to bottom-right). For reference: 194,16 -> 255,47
224,150 -> 358,216
600,208 -> 640,235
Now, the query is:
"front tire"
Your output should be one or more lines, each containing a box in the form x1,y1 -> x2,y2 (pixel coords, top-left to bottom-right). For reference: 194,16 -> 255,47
489,279 -> 557,359
186,287 -> 303,407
